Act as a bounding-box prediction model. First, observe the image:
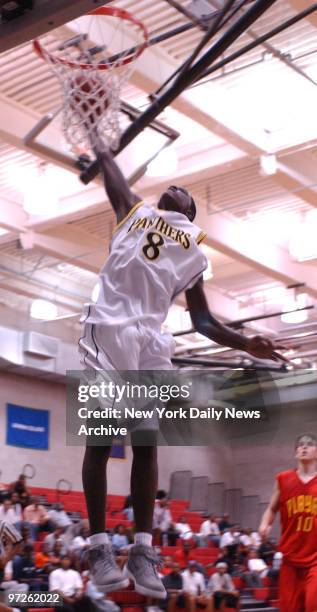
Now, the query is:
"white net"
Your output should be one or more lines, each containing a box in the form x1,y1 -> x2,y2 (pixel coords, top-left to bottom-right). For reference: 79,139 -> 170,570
33,8 -> 148,153
51,62 -> 123,153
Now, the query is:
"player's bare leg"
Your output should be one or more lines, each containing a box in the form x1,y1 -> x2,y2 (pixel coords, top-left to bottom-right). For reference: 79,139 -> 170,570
82,445 -> 112,535
124,433 -> 166,599
131,441 -> 158,533
82,444 -> 129,593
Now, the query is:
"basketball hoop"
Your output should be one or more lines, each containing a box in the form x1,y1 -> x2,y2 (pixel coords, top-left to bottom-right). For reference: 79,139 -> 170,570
33,6 -> 148,153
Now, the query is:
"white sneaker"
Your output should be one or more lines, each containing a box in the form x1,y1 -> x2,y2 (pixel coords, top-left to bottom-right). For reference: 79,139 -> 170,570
124,544 -> 166,599
89,543 -> 129,593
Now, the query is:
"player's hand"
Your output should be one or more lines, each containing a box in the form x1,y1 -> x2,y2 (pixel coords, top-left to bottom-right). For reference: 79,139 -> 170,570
258,524 -> 271,539
245,336 -> 288,362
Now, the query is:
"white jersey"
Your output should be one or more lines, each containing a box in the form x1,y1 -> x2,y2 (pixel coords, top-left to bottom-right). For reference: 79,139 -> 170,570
85,201 -> 207,331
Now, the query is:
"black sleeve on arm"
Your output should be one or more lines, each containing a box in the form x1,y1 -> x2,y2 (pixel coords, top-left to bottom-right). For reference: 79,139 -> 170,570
185,277 -> 248,352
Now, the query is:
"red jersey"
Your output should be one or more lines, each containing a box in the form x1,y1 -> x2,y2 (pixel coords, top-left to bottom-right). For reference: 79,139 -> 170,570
277,469 -> 317,567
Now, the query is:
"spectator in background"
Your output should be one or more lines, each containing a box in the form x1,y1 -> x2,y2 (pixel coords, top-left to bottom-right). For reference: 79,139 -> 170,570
244,551 -> 268,588
207,562 -> 239,610
161,556 -> 174,577
0,502 -> 17,528
35,542 -> 53,570
51,539 -> 65,568
174,516 -> 193,542
48,503 -> 73,531
9,494 -> 23,531
44,528 -> 68,556
160,562 -> 190,612
269,551 -> 282,581
199,515 -> 220,547
153,494 -> 174,545
174,540 -> 196,570
24,497 -> 53,541
250,530 -> 261,550
112,525 -> 129,553
122,495 -> 134,522
70,522 -> 90,560
9,476 -> 30,509
49,554 -> 95,611
219,526 -> 239,560
0,520 -> 27,609
239,528 -> 253,549
218,514 -> 231,533
182,561 -> 212,612
12,543 -> 43,592
19,525 -> 32,555
258,535 -> 275,565
0,481 -> 8,504
212,547 -> 233,575
0,556 -> 29,608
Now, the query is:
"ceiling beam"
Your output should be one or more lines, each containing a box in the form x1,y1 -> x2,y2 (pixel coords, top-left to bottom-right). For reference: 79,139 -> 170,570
195,206 -> 317,298
0,198 -> 28,232
0,94 -> 75,172
274,161 -> 317,208
0,278 -> 80,311
289,1 -> 317,28
32,226 -> 107,273
0,251 -> 92,305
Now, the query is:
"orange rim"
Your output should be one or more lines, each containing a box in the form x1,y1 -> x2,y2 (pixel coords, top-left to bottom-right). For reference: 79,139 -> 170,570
33,5 -> 149,70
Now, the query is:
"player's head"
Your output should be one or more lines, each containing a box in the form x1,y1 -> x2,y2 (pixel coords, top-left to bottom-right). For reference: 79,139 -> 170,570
158,186 -> 196,221
295,433 -> 317,463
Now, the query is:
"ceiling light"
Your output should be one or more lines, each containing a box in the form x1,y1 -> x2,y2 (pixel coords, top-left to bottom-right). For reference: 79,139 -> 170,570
289,210 -> 317,261
30,299 -> 58,320
146,146 -> 178,178
281,294 -> 308,324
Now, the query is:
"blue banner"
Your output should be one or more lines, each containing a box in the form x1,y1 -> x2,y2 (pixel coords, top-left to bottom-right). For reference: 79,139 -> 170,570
6,404 -> 49,450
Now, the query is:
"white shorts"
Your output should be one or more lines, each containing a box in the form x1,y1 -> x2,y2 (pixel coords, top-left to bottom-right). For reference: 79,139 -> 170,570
79,320 -> 175,371
78,321 -> 175,435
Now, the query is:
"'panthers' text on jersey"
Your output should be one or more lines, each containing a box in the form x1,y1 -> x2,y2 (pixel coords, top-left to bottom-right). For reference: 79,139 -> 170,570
84,201 -> 208,329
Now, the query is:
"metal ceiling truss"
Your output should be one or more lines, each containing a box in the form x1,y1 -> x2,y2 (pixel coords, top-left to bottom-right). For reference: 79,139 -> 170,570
81,0 -> 279,184
24,99 -> 180,184
193,2 -> 317,85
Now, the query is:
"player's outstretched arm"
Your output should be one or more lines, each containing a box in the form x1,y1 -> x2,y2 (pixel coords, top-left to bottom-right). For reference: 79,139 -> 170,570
92,133 -> 141,223
185,277 -> 287,362
258,480 -> 280,538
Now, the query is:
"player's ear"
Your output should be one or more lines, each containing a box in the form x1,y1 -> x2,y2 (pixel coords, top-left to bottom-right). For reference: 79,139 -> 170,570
189,198 -> 196,221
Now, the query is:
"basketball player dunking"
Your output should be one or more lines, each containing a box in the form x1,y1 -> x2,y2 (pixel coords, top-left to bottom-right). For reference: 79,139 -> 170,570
79,136 -> 286,598
259,434 -> 317,612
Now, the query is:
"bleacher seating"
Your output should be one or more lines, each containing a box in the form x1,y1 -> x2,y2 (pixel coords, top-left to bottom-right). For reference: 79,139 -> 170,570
3,485 -> 280,610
